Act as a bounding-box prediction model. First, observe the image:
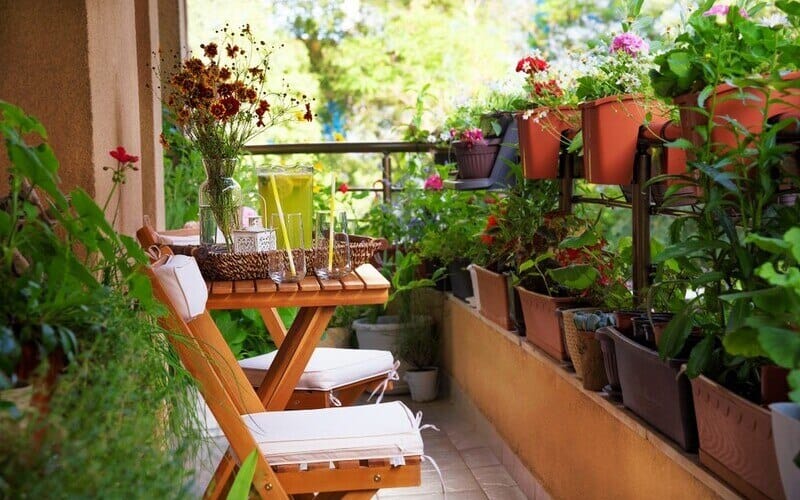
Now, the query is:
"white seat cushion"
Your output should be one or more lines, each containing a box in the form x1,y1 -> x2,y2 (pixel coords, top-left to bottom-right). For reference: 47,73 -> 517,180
238,347 -> 394,391
245,401 -> 423,465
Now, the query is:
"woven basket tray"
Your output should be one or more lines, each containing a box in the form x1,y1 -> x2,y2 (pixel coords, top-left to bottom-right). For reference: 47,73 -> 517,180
561,307 -> 609,391
170,235 -> 386,282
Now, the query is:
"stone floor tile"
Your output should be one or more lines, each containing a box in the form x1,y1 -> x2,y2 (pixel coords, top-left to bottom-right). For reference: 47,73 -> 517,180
471,465 -> 518,488
461,446 -> 501,470
483,485 -> 529,500
422,450 -> 469,472
450,429 -> 489,451
442,466 -> 482,492
379,470 -> 445,497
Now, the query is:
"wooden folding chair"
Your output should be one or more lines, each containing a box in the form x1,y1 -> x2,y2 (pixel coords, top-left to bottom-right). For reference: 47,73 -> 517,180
135,220 -> 397,411
145,252 -> 423,499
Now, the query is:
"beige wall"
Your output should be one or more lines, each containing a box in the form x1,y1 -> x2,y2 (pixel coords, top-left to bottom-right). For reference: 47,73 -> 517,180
0,0 -> 179,235
440,296 -> 736,500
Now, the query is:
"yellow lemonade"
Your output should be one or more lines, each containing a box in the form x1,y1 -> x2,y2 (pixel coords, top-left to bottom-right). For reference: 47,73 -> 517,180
258,167 -> 313,248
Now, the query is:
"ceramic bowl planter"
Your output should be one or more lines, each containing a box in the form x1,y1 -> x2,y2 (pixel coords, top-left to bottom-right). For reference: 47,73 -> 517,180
472,265 -> 513,330
691,375 -> 784,500
602,326 -> 698,451
516,287 -> 580,361
675,71 -> 800,155
517,107 -> 579,180
453,138 -> 501,179
770,402 -> 800,500
405,367 -> 438,403
580,94 -> 666,185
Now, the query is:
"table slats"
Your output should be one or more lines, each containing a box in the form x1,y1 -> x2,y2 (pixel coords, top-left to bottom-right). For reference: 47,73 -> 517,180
255,279 -> 277,293
233,280 -> 256,293
355,264 -> 389,289
212,281 -> 233,294
277,281 -> 299,293
318,278 -> 343,291
298,276 -> 321,292
340,272 -> 365,290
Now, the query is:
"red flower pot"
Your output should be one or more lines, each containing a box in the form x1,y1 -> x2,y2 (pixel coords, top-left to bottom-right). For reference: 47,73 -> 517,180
675,71 -> 800,155
454,139 -> 501,179
580,94 -> 667,185
517,107 -> 580,179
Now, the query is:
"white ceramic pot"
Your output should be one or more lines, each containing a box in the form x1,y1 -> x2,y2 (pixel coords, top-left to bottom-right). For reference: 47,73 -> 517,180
405,367 -> 439,403
770,402 -> 800,499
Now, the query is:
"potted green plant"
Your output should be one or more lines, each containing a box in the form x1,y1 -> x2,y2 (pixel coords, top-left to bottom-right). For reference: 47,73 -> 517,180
397,316 -> 440,403
472,171 -> 561,332
650,1 -> 800,155
576,3 -> 667,185
515,54 -> 581,179
352,251 -> 444,394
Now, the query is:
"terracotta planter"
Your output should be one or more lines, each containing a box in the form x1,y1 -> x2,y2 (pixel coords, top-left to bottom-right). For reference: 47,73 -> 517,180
516,286 -> 579,361
517,107 -> 579,179
761,365 -> 790,406
675,72 -> 800,155
472,265 -> 513,330
453,139 -> 501,179
605,327 -> 698,451
580,94 -> 666,185
561,308 -> 608,391
692,375 -> 784,500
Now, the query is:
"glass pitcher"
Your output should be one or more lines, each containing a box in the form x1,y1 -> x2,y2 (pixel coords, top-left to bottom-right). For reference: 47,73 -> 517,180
257,165 -> 313,249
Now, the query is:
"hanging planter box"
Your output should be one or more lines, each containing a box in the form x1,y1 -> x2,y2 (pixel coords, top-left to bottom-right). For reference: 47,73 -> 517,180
603,327 -> 698,451
516,287 -> 579,361
453,138 -> 501,179
674,71 -> 800,155
580,94 -> 668,185
447,259 -> 473,302
472,265 -> 513,330
692,375 -> 784,500
517,107 -> 579,180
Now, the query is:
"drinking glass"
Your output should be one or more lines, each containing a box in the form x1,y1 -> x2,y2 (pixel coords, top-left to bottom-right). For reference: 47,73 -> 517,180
314,211 -> 351,279
268,212 -> 306,283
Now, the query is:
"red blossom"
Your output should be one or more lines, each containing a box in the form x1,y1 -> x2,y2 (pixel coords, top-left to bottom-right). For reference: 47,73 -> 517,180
338,183 -> 349,194
486,215 -> 498,229
480,233 -> 494,245
515,56 -> 548,75
304,103 -> 313,122
201,42 -> 218,58
109,146 -> 139,164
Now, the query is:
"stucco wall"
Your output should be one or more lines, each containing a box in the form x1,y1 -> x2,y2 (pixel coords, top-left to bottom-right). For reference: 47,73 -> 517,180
440,295 -> 737,500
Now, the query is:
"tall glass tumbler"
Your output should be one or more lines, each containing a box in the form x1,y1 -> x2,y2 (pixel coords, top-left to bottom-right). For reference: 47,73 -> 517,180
268,212 -> 307,283
314,211 -> 352,280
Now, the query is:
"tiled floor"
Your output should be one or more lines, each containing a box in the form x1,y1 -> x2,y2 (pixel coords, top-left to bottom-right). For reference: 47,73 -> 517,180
374,395 -> 527,500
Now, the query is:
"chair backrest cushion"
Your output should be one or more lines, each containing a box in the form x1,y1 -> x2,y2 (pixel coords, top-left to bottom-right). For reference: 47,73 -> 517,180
153,254 -> 208,321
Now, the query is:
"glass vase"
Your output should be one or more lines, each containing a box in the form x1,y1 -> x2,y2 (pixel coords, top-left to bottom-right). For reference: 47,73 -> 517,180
199,157 -> 242,249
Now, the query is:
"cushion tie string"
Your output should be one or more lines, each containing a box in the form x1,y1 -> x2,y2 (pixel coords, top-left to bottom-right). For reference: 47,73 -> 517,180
414,410 -> 445,496
328,393 -> 342,407
367,360 -> 401,404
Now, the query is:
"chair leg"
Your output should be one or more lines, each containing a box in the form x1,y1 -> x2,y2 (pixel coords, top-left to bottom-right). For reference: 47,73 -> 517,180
204,451 -> 236,500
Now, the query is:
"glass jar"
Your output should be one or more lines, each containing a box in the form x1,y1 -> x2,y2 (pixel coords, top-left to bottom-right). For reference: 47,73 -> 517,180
257,165 -> 313,248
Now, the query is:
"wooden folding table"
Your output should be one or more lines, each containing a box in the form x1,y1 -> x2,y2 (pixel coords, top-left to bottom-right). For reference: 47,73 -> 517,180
204,265 -> 390,411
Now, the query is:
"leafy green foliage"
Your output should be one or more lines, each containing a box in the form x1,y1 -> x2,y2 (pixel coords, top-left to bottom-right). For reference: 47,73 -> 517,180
0,101 -> 199,496
226,450 -> 258,500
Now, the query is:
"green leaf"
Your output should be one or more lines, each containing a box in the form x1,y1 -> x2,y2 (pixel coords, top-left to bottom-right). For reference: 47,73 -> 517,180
723,326 -> 768,358
226,450 -> 258,500
788,370 -> 800,403
653,240 -> 727,263
787,227 -> 800,261
686,335 -> 714,378
745,233 -> 790,255
756,325 -> 800,368
548,265 -> 599,290
658,308 -> 693,359
559,231 -> 599,249
667,51 -> 692,79
777,0 -> 800,17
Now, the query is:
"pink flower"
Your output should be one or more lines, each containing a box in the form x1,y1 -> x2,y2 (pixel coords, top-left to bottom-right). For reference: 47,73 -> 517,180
610,32 -> 649,57
459,128 -> 486,148
703,4 -> 748,18
424,174 -> 443,191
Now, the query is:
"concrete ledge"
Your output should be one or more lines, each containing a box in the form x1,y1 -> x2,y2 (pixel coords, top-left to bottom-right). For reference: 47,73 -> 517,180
439,294 -> 740,500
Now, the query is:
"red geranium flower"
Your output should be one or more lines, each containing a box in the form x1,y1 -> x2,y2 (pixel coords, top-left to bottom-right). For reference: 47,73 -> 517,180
109,146 -> 139,164
338,183 -> 349,194
515,56 -> 548,75
480,233 -> 494,245
486,215 -> 498,229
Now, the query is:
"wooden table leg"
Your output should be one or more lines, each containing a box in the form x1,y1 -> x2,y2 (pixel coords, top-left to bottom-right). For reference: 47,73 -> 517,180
259,307 -> 288,348
256,306 -> 336,410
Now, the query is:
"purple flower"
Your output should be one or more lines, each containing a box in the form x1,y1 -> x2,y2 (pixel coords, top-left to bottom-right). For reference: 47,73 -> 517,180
424,174 -> 444,191
610,32 -> 649,57
703,4 -> 749,18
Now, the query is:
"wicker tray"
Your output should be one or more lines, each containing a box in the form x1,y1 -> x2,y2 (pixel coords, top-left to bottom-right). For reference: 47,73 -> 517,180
170,235 -> 386,282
